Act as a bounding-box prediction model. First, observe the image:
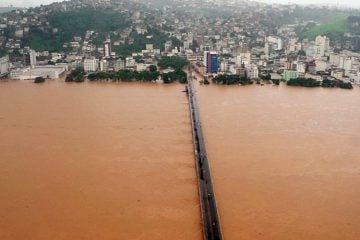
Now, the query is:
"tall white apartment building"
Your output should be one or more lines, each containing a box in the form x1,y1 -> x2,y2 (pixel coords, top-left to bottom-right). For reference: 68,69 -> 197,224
83,59 -> 98,72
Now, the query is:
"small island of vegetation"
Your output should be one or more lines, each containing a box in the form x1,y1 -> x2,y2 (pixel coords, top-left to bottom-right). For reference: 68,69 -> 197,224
212,74 -> 253,85
322,79 -> 353,89
287,78 -> 353,89
87,69 -> 160,82
287,78 -> 321,87
34,77 -> 45,83
85,68 -> 187,84
65,68 -> 86,83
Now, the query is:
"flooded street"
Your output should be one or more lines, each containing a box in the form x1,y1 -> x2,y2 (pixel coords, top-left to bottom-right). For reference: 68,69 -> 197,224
0,80 -> 202,240
197,83 -> 360,240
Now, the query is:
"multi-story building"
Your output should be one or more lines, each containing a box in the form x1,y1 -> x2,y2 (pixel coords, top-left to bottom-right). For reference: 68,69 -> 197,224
344,57 -> 353,72
296,62 -> 306,74
204,51 -> 218,73
83,59 -> 98,72
246,65 -> 259,79
0,56 -> 10,77
315,35 -> 330,56
164,41 -> 172,53
24,50 -> 37,68
30,50 -> 37,67
99,59 -> 108,71
283,70 -> 298,81
104,38 -> 111,58
114,59 -> 125,71
315,60 -> 327,72
329,53 -> 340,65
350,36 -> 360,51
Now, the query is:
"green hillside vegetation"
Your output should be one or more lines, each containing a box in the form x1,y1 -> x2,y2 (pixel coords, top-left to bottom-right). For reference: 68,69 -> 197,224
348,16 -> 360,35
112,27 -> 171,57
300,13 -> 350,41
0,7 -> 21,14
49,8 -> 130,43
26,27 -> 62,52
0,49 -> 7,57
158,56 -> 189,70
25,8 -> 130,52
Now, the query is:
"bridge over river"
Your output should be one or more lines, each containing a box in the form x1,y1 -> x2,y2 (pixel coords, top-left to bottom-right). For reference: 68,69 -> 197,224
187,75 -> 223,240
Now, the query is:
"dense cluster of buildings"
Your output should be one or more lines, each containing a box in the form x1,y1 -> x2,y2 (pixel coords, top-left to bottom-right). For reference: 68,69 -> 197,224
0,0 -> 359,84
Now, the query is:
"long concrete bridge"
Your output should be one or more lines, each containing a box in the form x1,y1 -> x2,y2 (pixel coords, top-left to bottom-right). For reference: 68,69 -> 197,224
187,75 -> 223,240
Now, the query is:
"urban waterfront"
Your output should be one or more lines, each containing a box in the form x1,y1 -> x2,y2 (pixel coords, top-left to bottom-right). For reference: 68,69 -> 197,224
197,83 -> 360,240
0,80 -> 202,240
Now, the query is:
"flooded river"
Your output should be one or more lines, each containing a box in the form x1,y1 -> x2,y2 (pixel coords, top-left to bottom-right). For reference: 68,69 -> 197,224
197,83 -> 360,240
0,80 -> 202,240
1,79 -> 360,240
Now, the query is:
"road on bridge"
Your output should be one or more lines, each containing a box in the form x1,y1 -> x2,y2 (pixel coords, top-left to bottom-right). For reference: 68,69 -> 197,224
187,74 -> 223,240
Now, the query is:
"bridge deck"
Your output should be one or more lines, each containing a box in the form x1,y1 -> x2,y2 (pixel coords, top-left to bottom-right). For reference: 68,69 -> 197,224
187,76 -> 223,240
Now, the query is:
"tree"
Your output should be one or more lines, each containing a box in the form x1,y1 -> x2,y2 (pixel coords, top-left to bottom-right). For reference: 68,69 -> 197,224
65,68 -> 85,82
149,65 -> 157,72
287,78 -> 320,87
272,79 -> 280,85
34,77 -> 45,83
158,56 -> 189,70
265,74 -> 271,81
298,50 -> 306,56
213,74 -> 252,85
65,74 -> 74,82
161,69 -> 187,84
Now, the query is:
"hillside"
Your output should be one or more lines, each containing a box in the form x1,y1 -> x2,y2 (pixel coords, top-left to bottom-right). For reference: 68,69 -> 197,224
0,7 -> 21,13
300,14 -> 360,41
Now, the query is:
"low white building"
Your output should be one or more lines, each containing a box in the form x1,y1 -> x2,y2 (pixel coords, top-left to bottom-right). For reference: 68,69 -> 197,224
10,65 -> 67,80
125,57 -> 135,68
135,63 -> 147,72
305,73 -> 322,82
331,69 -> 344,79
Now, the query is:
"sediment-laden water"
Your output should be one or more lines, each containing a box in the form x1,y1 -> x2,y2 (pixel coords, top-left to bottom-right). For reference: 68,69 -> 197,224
197,83 -> 360,240
0,80 -> 202,240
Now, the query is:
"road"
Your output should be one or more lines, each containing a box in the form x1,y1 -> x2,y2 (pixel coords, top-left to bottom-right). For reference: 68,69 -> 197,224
187,75 -> 223,240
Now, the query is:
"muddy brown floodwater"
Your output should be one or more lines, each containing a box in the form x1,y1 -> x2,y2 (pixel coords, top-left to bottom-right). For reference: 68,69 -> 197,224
0,80 -> 202,240
197,83 -> 360,240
